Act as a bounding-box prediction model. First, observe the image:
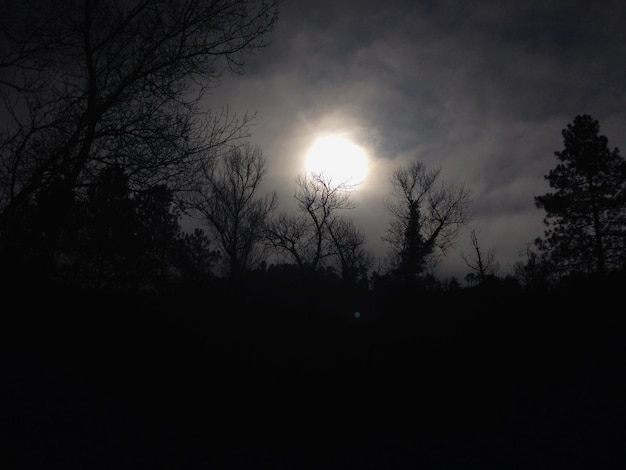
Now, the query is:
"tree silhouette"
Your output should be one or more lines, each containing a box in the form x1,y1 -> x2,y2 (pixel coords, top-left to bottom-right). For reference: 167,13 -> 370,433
84,164 -> 140,289
384,160 -> 471,286
172,228 -> 220,289
534,114 -> 626,277
187,142 -> 277,286
265,172 -> 359,281
327,217 -> 372,289
53,164 -> 181,290
0,0 -> 279,280
461,229 -> 499,286
133,184 -> 182,291
513,246 -> 554,291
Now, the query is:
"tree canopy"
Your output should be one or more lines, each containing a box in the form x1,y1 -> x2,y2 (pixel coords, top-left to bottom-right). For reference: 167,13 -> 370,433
534,114 -> 626,277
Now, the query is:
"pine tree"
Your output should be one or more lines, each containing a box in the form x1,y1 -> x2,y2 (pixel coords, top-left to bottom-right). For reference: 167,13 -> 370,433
534,114 -> 626,276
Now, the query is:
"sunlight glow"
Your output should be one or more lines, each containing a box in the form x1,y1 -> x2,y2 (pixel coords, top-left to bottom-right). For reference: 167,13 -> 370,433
305,135 -> 368,186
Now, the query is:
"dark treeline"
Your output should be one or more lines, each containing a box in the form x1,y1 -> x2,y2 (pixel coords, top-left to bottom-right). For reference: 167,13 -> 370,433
3,217 -> 624,468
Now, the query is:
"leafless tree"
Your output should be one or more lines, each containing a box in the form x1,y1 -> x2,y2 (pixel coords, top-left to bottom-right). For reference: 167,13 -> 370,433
0,0 -> 279,262
384,160 -> 471,283
513,245 -> 554,291
265,173 -> 363,278
186,142 -> 277,283
461,229 -> 498,285
327,216 -> 373,287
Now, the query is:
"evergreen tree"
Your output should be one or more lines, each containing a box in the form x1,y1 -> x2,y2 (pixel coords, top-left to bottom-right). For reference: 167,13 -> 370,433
173,228 -> 219,288
534,114 -> 626,277
79,164 -> 142,289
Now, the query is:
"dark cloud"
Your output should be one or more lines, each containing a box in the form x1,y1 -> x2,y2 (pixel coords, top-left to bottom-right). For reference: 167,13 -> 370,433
207,0 -> 626,279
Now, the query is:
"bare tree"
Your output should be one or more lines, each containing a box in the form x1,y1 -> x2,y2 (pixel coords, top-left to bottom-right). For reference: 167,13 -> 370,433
265,173 -> 359,277
186,142 -> 277,284
0,0 -> 279,270
513,245 -> 554,291
327,216 -> 373,287
384,160 -> 471,284
461,229 -> 499,285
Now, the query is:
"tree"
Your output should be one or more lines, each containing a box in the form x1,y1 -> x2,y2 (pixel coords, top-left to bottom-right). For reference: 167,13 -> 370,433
0,0 -> 279,278
384,160 -> 471,285
327,217 -> 373,289
172,228 -> 220,288
187,142 -> 277,285
534,114 -> 626,277
81,164 -> 141,289
265,172 -> 366,282
133,184 -> 182,291
461,229 -> 499,286
56,164 -> 181,290
513,245 -> 554,291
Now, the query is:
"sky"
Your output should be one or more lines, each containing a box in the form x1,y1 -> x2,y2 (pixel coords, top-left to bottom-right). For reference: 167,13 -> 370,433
206,0 -> 626,281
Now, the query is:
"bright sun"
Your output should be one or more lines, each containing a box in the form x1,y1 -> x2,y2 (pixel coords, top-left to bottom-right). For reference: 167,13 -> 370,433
305,135 -> 368,187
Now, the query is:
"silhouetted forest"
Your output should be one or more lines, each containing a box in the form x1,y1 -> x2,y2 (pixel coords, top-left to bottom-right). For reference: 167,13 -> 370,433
3,257 -> 625,468
2,1 -> 625,467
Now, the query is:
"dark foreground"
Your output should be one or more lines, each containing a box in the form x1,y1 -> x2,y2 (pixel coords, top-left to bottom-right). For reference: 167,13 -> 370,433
3,287 -> 625,469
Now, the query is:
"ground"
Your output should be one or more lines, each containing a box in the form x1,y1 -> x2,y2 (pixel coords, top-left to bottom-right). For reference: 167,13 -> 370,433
3,292 -> 625,469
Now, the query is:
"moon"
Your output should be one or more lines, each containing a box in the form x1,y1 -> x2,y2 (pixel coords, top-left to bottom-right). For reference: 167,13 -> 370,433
305,135 -> 368,187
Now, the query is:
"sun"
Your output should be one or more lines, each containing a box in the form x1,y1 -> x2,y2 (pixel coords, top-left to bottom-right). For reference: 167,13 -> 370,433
305,135 -> 368,187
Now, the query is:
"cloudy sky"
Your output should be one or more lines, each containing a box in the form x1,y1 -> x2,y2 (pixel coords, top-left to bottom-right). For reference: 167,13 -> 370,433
206,0 -> 626,280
